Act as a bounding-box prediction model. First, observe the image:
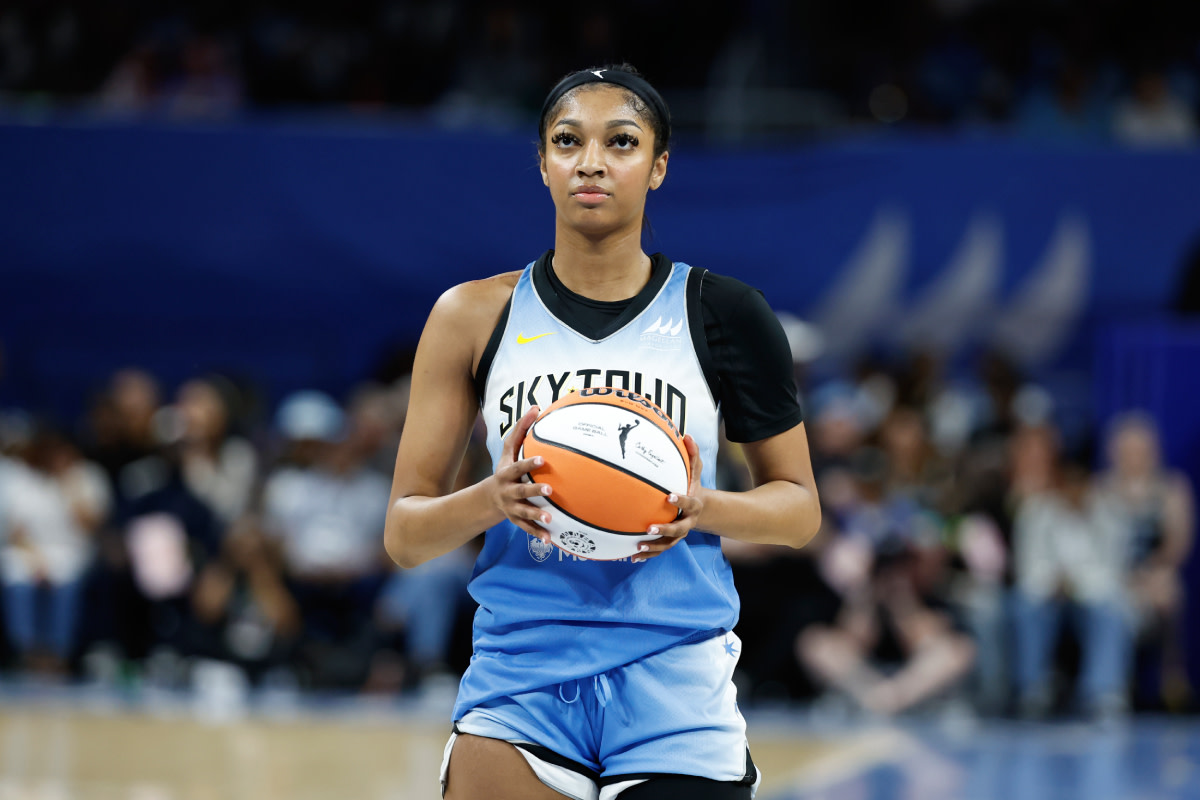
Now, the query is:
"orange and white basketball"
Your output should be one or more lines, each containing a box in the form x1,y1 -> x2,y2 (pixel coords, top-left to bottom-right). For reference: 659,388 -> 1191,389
519,387 -> 691,560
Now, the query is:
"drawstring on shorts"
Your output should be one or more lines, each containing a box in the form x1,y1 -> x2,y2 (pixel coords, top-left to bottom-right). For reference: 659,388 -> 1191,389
558,680 -> 581,704
593,673 -> 612,708
557,673 -> 626,725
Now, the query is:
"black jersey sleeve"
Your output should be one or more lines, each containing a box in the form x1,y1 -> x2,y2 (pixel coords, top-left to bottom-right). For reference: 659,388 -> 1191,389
695,271 -> 804,443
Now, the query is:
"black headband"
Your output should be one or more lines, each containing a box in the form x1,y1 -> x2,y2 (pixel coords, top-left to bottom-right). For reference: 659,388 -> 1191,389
539,69 -> 670,143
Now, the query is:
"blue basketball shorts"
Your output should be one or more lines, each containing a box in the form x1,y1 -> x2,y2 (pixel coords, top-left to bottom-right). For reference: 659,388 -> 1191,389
441,631 -> 760,800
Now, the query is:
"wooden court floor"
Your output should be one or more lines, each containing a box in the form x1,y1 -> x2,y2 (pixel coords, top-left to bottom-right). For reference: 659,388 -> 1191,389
0,700 -> 839,800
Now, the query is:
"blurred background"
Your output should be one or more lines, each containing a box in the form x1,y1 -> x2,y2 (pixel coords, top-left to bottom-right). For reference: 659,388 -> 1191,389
1,1 -> 1200,798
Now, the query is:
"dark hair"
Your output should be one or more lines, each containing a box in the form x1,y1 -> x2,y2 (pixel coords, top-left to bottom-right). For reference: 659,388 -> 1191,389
537,63 -> 671,159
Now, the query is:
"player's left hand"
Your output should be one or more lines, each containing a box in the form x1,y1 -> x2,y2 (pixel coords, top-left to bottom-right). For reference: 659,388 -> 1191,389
635,434 -> 703,562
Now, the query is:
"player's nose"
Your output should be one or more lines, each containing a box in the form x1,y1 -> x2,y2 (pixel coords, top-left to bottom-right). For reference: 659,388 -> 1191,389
576,138 -> 605,176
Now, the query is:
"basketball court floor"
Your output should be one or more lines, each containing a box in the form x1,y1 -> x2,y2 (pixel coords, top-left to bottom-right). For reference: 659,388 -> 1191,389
1,686 -> 1197,799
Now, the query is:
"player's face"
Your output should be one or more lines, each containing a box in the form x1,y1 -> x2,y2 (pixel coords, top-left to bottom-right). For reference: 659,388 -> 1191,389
539,85 -> 668,237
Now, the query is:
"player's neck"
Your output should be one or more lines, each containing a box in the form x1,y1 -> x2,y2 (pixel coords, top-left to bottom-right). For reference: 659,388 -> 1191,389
551,224 -> 651,302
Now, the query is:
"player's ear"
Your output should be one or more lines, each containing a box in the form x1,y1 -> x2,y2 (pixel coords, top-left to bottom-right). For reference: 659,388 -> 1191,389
539,150 -> 549,187
649,151 -> 668,191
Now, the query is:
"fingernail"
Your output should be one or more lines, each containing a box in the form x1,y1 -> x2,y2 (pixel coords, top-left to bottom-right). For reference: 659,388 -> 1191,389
639,544 -> 649,552
541,485 -> 551,496
649,526 -> 659,536
668,494 -> 678,503
534,456 -> 544,466
541,514 -> 551,524
632,557 -> 644,564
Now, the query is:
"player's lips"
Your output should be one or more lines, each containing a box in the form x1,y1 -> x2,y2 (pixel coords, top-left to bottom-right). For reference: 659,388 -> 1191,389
571,185 -> 610,203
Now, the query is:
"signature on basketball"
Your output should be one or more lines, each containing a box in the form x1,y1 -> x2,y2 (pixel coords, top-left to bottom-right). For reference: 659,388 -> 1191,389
633,441 -> 664,467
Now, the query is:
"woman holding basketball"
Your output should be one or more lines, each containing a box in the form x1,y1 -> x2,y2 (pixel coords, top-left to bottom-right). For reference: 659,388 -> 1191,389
385,65 -> 820,800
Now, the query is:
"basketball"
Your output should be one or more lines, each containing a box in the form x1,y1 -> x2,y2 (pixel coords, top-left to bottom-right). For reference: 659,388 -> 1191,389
518,387 -> 692,560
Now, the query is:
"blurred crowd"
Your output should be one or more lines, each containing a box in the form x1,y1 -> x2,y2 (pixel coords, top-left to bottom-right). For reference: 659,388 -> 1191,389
0,367 -> 489,698
0,1 -> 1197,144
726,352 -> 1195,722
0,349 -> 1193,723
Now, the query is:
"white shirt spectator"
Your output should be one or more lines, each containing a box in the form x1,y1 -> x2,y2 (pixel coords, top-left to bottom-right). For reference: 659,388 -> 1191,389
1,459 -> 109,585
1015,488 -> 1132,604
1112,73 -> 1197,147
263,466 -> 390,576
182,437 -> 258,524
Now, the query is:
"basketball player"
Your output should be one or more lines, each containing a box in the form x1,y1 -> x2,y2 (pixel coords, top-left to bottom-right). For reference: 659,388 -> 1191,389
385,65 -> 821,800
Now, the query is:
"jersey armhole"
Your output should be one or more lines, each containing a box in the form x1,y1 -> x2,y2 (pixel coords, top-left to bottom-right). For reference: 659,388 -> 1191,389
473,294 -> 513,404
687,268 -> 721,406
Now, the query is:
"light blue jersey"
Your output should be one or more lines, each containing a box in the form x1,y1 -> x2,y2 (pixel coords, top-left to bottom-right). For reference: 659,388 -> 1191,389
453,252 -> 740,721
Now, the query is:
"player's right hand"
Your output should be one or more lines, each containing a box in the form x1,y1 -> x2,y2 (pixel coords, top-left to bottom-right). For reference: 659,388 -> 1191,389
489,405 -> 553,541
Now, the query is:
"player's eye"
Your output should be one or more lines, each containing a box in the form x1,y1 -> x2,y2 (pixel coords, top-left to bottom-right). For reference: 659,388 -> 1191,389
609,133 -> 639,149
550,132 -> 579,148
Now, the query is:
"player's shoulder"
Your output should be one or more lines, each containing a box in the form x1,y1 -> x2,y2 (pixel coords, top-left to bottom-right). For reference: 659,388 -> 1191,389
430,270 -> 522,330
438,270 -> 521,313
688,268 -> 773,326
693,268 -> 762,307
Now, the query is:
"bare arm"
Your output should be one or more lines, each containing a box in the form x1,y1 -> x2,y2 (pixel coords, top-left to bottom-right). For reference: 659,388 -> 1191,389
699,421 -> 821,546
1160,472 -> 1195,568
384,278 -> 553,569
638,421 -> 821,559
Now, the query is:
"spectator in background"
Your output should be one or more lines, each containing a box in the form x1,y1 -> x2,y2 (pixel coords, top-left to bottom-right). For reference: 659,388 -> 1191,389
263,390 -> 391,689
176,376 -> 257,526
1012,447 -> 1134,721
0,427 -> 110,674
437,7 -> 542,125
117,440 -> 221,666
1015,60 -> 1111,143
1112,68 -> 1197,148
189,514 -> 301,685
344,384 -> 404,479
879,405 -> 951,510
86,369 -> 162,509
1099,412 -> 1195,710
798,448 -> 974,716
161,34 -> 244,119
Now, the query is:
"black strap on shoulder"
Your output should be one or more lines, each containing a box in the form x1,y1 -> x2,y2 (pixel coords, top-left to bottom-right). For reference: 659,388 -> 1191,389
473,294 -> 513,403
686,267 -> 721,407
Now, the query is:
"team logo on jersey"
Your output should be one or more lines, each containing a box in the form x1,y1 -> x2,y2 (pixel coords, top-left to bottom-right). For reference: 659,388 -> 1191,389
591,70 -> 605,79
639,316 -> 684,351
528,534 -> 553,562
559,530 -> 597,556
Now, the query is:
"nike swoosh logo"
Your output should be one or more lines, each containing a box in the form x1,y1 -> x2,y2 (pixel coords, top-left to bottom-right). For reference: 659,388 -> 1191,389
517,332 -> 556,344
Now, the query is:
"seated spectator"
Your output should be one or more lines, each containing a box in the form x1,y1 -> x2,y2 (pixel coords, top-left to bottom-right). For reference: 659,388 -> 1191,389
263,391 -> 391,689
118,443 -> 222,663
0,427 -> 110,674
798,449 -> 975,716
175,376 -> 257,525
1013,449 -> 1134,720
189,514 -> 301,684
84,368 -> 167,527
1112,68 -> 1197,148
1015,60 -> 1111,143
1099,411 -> 1195,710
